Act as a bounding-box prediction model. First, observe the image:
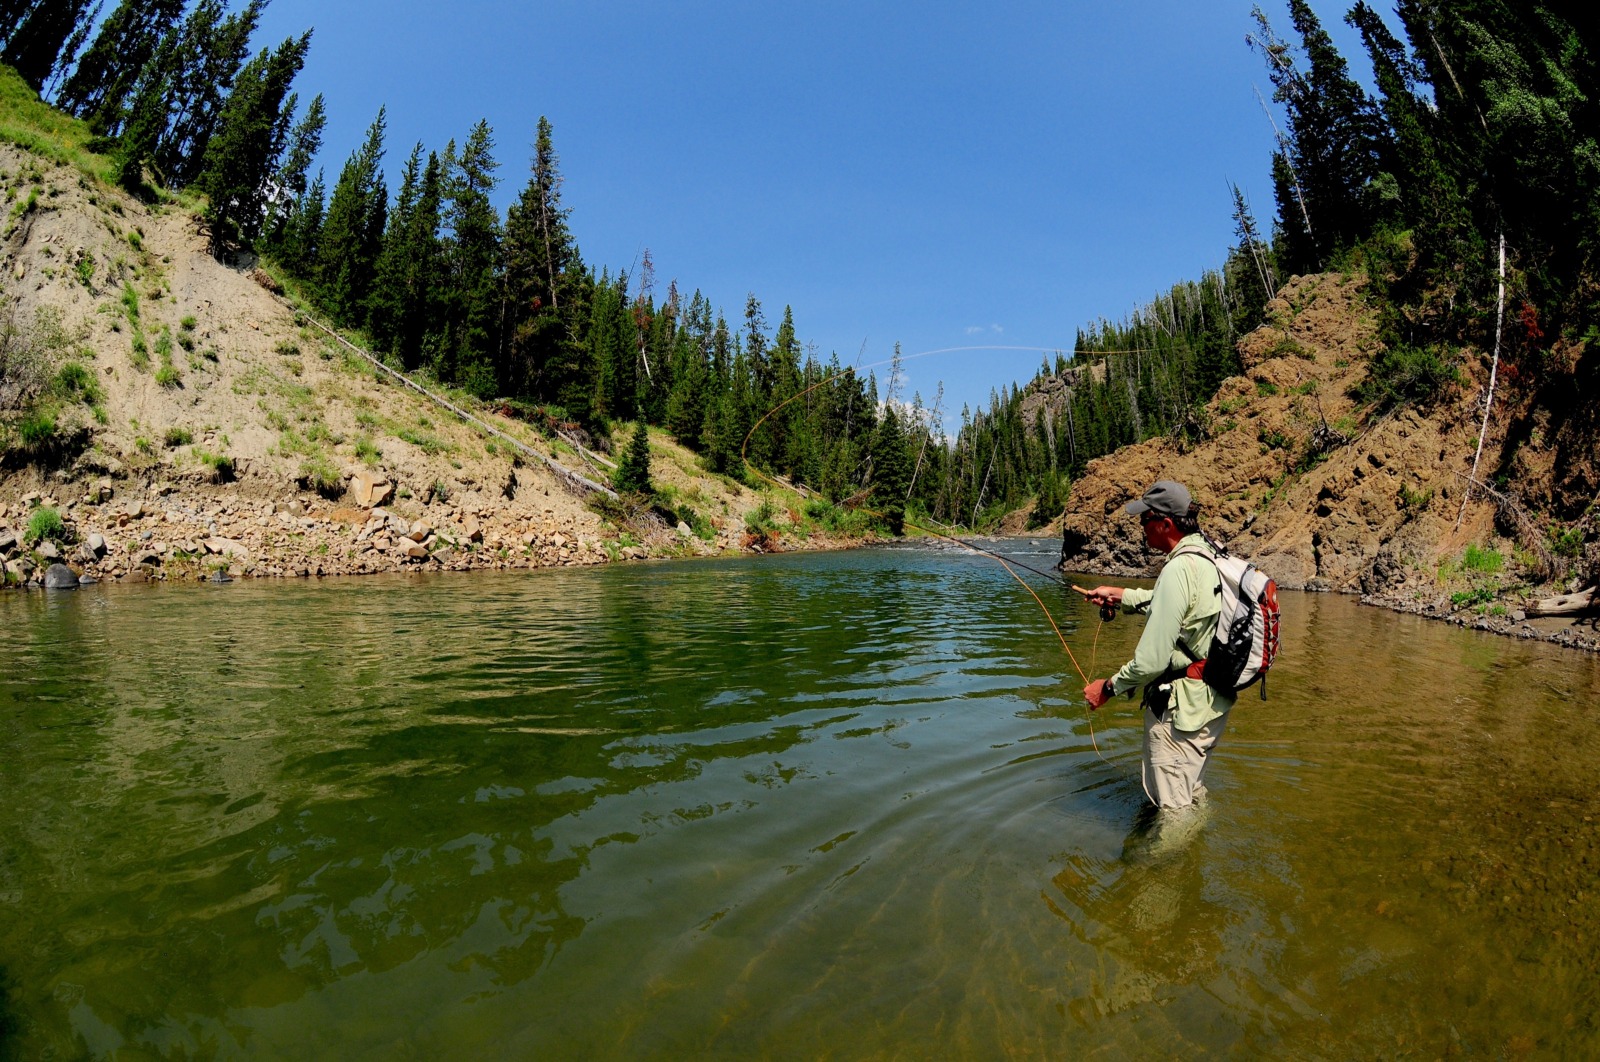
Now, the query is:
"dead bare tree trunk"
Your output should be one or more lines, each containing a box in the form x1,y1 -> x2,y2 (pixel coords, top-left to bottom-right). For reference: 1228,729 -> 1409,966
972,444 -> 996,527
1458,233 -> 1507,530
1253,85 -> 1314,251
906,383 -> 943,502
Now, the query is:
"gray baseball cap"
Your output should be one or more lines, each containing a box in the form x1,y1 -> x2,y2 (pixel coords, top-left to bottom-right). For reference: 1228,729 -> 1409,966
1125,480 -> 1192,518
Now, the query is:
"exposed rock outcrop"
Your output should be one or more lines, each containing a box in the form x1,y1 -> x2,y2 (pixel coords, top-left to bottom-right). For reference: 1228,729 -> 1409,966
1057,273 -> 1597,647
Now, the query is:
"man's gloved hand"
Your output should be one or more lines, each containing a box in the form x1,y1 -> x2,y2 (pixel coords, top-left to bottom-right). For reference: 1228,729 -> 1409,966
1084,678 -> 1116,711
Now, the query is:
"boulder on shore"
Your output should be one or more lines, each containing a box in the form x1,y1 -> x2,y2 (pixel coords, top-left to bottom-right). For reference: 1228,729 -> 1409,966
349,470 -> 394,508
43,563 -> 80,590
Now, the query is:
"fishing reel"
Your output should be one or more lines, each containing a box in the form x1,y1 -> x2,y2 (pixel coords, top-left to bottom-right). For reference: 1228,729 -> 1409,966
1070,584 -> 1118,622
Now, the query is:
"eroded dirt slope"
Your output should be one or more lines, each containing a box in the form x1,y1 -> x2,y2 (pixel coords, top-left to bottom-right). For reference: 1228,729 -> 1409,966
1060,274 -> 1535,600
0,146 -> 827,584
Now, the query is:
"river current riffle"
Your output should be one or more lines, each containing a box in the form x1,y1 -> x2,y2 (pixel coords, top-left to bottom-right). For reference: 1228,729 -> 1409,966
2,541 -> 1598,1059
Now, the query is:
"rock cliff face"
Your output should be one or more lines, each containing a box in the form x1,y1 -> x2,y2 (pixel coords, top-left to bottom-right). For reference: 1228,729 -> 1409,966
1057,273 -> 1597,626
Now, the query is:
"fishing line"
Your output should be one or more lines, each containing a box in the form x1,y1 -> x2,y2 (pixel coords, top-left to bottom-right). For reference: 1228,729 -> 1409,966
743,342 -> 1156,451
910,516 -> 1117,767
738,386 -> 1119,764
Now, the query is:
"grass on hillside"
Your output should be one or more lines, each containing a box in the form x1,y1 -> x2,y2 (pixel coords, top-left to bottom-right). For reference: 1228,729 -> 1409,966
0,65 -> 113,184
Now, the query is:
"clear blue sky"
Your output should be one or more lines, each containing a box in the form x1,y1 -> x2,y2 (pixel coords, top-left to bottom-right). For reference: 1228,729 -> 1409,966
251,0 -> 1373,429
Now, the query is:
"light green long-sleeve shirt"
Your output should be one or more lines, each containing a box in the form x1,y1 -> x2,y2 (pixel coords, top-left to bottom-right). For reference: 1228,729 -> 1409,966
1111,533 -> 1236,732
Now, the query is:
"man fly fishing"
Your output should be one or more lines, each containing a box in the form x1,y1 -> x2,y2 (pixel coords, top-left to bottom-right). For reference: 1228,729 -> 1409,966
1080,480 -> 1235,811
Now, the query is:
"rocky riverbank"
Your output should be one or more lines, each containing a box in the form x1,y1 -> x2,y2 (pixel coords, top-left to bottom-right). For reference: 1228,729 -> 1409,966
1053,272 -> 1599,654
0,468 -> 866,589
1,142 -> 866,588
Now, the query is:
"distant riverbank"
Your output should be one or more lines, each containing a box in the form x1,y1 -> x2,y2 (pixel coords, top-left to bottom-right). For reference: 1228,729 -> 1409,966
0,473 -> 876,589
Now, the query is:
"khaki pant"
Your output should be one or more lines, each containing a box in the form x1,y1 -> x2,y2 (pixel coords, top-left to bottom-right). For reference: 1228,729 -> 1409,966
1141,705 -> 1229,809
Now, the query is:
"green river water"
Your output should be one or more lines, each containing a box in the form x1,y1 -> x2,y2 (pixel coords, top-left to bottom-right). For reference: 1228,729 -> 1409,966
2,541 -> 1598,1059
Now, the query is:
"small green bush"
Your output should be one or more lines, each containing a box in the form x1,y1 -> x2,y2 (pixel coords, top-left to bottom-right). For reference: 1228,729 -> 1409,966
744,499 -> 779,535
1397,484 -> 1434,513
802,498 -> 872,536
1354,344 -> 1460,410
1462,544 -> 1503,574
1450,586 -> 1496,609
194,448 -> 234,480
164,427 -> 193,447
54,361 -> 101,403
120,281 -> 139,321
16,410 -> 57,448
397,427 -> 448,455
1259,427 -> 1293,451
299,453 -> 342,496
24,506 -> 65,546
1547,525 -> 1584,559
670,502 -> 716,541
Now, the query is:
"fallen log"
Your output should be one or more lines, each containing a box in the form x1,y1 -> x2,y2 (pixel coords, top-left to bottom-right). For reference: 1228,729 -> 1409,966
1526,586 -> 1597,617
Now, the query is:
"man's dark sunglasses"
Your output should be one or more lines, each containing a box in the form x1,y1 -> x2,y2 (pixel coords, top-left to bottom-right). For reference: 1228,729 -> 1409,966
1139,512 -> 1168,527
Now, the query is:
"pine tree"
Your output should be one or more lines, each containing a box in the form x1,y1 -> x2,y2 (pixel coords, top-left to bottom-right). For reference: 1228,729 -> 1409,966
664,294 -> 711,447
2,0 -> 95,93
591,274 -> 637,419
156,0 -> 264,186
612,421 -> 652,494
870,402 -> 911,534
1250,1 -> 1388,271
56,0 -> 180,127
272,166 -> 324,275
770,305 -> 804,472
41,0 -> 97,98
368,142 -> 424,358
196,31 -> 311,253
364,146 -> 445,370
261,91 -> 323,247
112,39 -> 172,194
438,120 -> 501,395
0,2 -> 35,43
502,116 -> 583,400
316,106 -> 388,321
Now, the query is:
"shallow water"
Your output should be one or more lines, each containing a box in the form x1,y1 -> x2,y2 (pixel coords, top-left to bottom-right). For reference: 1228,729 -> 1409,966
2,541 -> 1598,1059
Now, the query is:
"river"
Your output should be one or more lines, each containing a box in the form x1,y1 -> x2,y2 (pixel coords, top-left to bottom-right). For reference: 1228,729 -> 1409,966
2,541 -> 1597,1058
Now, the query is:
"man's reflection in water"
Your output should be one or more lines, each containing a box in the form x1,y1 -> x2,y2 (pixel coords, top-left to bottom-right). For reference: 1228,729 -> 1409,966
1120,797 -> 1212,868
1049,798 -> 1232,1030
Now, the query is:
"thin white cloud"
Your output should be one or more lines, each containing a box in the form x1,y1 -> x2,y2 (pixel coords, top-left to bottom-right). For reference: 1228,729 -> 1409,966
963,324 -> 1005,336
